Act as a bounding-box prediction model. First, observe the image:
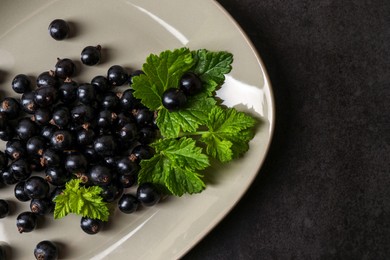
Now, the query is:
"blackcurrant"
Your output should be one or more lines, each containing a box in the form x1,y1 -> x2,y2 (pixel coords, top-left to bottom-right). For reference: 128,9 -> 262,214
89,164 -> 112,186
0,97 -> 20,119
64,152 -> 88,173
34,86 -> 58,107
59,78 -> 78,104
16,211 -> 37,233
36,71 -> 58,88
30,198 -> 54,215
162,88 -> 187,111
118,194 -> 139,214
179,72 -> 203,96
34,240 -> 58,260
55,58 -> 75,79
71,104 -> 96,125
1,168 -> 17,185
51,105 -> 70,128
10,158 -> 31,181
118,122 -> 139,143
75,128 -> 95,146
24,176 -> 50,199
41,148 -> 62,167
26,136 -> 46,158
12,74 -> 31,94
33,107 -> 52,125
77,83 -> 97,104
15,117 -> 39,141
133,108 -> 154,126
5,139 -> 26,160
41,125 -> 59,141
136,182 -> 161,207
48,19 -> 70,40
80,217 -> 103,235
100,91 -> 120,111
81,45 -> 101,66
91,75 -> 111,93
120,89 -> 142,111
50,130 -> 74,150
100,183 -> 123,203
93,135 -> 117,157
45,167 -> 70,186
107,65 -> 128,86
21,91 -> 39,114
129,144 -> 154,163
14,181 -> 31,202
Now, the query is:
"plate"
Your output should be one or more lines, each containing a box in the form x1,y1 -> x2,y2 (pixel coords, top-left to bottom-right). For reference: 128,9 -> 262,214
0,0 -> 274,259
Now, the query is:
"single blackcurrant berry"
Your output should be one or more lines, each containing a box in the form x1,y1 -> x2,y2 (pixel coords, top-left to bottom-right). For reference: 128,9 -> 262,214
162,88 -> 187,111
0,97 -> 20,119
136,182 -> 161,207
36,70 -> 58,88
34,240 -> 58,260
24,176 -> 50,199
80,217 -> 103,235
81,45 -> 101,66
179,72 -> 203,96
48,19 -> 70,40
16,211 -> 37,233
107,65 -> 128,86
118,194 -> 139,214
12,74 -> 31,94
55,58 -> 76,79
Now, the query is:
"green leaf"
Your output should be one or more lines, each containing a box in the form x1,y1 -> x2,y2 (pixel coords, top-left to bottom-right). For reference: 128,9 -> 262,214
53,193 -> 71,219
53,179 -> 109,222
156,95 -> 216,138
192,49 -> 233,94
132,48 -> 195,109
165,167 -> 205,196
138,138 -> 209,196
200,106 -> 257,162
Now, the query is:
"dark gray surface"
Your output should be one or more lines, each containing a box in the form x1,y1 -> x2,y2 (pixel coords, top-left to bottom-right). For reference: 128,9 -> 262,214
183,0 -> 390,259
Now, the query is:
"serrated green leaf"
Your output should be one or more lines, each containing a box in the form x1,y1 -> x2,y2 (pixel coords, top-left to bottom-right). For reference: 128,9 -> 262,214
192,49 -> 233,87
138,154 -> 167,185
53,179 -> 109,222
165,167 -> 205,196
200,106 -> 257,161
152,138 -> 209,170
201,135 -> 233,162
69,190 -> 84,215
138,138 -> 209,196
53,193 -> 70,219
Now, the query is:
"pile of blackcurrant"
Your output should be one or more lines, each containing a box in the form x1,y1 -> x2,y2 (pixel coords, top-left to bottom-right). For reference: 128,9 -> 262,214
0,18 -> 184,259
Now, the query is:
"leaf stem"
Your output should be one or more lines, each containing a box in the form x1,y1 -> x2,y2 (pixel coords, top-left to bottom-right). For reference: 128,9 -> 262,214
178,131 -> 209,137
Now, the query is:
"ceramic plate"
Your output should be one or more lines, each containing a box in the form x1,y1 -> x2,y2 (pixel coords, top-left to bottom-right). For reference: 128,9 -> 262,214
0,0 -> 274,259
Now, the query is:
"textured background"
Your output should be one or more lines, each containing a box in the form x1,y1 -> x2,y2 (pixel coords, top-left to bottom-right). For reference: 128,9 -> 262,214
184,0 -> 390,259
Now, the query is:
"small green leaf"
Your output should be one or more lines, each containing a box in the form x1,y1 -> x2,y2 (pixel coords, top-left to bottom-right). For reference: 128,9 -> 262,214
200,106 -> 257,161
53,179 -> 109,222
138,138 -> 209,196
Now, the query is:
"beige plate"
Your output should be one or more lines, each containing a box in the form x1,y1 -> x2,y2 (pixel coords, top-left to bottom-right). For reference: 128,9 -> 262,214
0,0 -> 274,259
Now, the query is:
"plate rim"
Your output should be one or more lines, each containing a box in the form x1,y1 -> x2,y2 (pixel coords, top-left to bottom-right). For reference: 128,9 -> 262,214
179,0 -> 276,257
